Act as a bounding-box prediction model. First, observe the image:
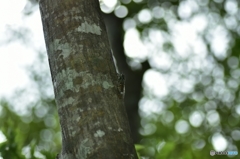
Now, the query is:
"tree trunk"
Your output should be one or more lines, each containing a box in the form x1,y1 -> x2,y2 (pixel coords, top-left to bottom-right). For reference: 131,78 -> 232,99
39,0 -> 137,158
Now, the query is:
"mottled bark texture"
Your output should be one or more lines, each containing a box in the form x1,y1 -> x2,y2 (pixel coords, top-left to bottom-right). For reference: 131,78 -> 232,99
39,0 -> 137,159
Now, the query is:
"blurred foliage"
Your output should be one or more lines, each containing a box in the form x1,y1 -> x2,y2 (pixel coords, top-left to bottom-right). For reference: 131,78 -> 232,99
0,52 -> 60,158
1,0 -> 240,159
107,0 -> 240,158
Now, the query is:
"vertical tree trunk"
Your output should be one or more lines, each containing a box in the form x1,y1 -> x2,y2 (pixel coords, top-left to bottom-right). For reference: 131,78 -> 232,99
39,0 -> 137,158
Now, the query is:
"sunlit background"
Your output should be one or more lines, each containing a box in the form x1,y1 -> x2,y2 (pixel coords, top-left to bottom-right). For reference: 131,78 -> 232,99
1,0 -> 240,158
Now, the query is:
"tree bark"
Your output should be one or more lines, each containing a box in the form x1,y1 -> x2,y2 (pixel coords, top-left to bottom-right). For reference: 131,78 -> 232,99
39,0 -> 137,158
103,13 -> 150,143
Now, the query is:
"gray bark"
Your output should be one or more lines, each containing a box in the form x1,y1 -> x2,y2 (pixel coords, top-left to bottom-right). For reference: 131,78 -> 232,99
39,0 -> 137,158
